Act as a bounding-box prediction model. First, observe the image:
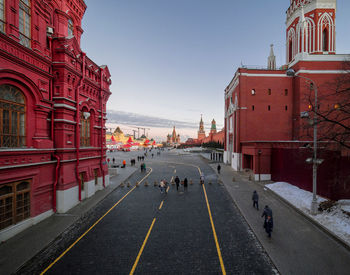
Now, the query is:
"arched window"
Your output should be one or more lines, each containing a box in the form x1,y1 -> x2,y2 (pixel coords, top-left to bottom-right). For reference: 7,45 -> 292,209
68,18 -> 74,37
0,0 -> 5,33
80,111 -> 90,147
322,28 -> 328,51
288,39 -> 293,62
0,85 -> 26,147
19,0 -> 31,47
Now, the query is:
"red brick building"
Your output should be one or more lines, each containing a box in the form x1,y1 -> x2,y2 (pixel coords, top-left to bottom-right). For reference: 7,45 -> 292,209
0,0 -> 111,241
224,0 -> 350,199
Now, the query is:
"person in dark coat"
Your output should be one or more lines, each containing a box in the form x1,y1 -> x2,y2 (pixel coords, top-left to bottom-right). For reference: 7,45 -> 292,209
183,177 -> 188,191
262,205 -> 273,220
252,190 -> 259,210
217,164 -> 221,174
265,216 -> 273,238
262,205 -> 273,232
175,176 -> 180,191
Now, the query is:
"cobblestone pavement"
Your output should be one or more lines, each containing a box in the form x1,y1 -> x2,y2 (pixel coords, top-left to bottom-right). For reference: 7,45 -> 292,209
18,151 -> 277,274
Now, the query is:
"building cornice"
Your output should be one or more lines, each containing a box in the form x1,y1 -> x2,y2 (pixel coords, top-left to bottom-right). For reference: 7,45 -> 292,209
0,160 -> 56,170
240,73 -> 288,77
288,53 -> 350,67
54,119 -> 77,124
53,103 -> 77,111
53,97 -> 77,104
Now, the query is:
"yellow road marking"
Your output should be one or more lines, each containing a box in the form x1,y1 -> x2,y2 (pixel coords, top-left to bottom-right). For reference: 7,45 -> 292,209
41,168 -> 153,275
145,161 -> 225,274
159,200 -> 164,210
202,185 -> 226,275
129,218 -> 157,275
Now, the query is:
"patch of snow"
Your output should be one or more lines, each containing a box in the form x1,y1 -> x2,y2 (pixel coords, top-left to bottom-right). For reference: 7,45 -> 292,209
266,182 -> 350,246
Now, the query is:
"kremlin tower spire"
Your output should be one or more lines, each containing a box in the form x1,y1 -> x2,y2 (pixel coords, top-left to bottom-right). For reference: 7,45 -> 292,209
267,44 -> 276,70
198,115 -> 206,140
210,119 -> 217,134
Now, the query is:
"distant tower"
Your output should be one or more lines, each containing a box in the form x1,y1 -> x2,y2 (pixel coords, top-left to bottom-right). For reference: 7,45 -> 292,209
172,126 -> 177,143
267,44 -> 276,70
198,115 -> 206,140
286,0 -> 336,63
210,119 -> 217,134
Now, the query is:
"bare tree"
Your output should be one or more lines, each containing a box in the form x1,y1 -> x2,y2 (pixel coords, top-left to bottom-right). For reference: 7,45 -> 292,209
304,61 -> 350,150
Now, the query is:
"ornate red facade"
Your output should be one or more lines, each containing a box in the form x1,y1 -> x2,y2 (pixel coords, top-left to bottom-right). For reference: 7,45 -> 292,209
0,0 -> 111,240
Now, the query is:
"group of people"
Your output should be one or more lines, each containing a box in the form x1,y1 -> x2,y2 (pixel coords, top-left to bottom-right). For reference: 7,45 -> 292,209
174,176 -> 188,191
140,162 -> 146,172
137,156 -> 145,161
252,190 -> 274,238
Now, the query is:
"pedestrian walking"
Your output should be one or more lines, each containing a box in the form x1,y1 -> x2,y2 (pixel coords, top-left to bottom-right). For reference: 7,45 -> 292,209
262,205 -> 273,235
122,159 -> 126,168
140,163 -> 143,172
252,190 -> 259,210
217,164 -> 221,174
200,174 -> 204,185
175,176 -> 180,191
159,180 -> 165,194
112,157 -> 115,164
183,177 -> 188,191
261,205 -> 273,221
265,216 -> 273,238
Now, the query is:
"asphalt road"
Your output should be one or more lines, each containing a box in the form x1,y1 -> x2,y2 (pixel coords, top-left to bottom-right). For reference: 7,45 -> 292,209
18,150 -> 276,274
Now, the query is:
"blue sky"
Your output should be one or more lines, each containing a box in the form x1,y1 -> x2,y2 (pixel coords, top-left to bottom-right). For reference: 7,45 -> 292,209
81,0 -> 350,140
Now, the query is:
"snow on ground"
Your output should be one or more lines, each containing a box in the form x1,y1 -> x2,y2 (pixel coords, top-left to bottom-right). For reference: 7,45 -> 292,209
266,182 -> 350,246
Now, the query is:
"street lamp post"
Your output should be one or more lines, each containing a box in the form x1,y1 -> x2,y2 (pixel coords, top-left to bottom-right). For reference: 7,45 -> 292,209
258,149 -> 262,182
286,68 -> 319,215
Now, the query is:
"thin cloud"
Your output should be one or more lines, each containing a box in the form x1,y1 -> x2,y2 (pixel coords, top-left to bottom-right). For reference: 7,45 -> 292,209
107,110 -> 198,129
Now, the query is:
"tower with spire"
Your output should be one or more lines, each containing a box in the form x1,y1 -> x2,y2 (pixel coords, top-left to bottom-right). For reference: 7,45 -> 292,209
267,44 -> 276,70
198,115 -> 206,141
167,126 -> 181,145
210,119 -> 217,134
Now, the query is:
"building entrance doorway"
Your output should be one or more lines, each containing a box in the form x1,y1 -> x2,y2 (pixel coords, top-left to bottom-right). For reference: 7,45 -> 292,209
243,154 -> 253,170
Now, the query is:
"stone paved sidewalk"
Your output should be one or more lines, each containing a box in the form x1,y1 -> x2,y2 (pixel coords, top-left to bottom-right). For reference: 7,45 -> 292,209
214,163 -> 350,275
0,166 -> 137,275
